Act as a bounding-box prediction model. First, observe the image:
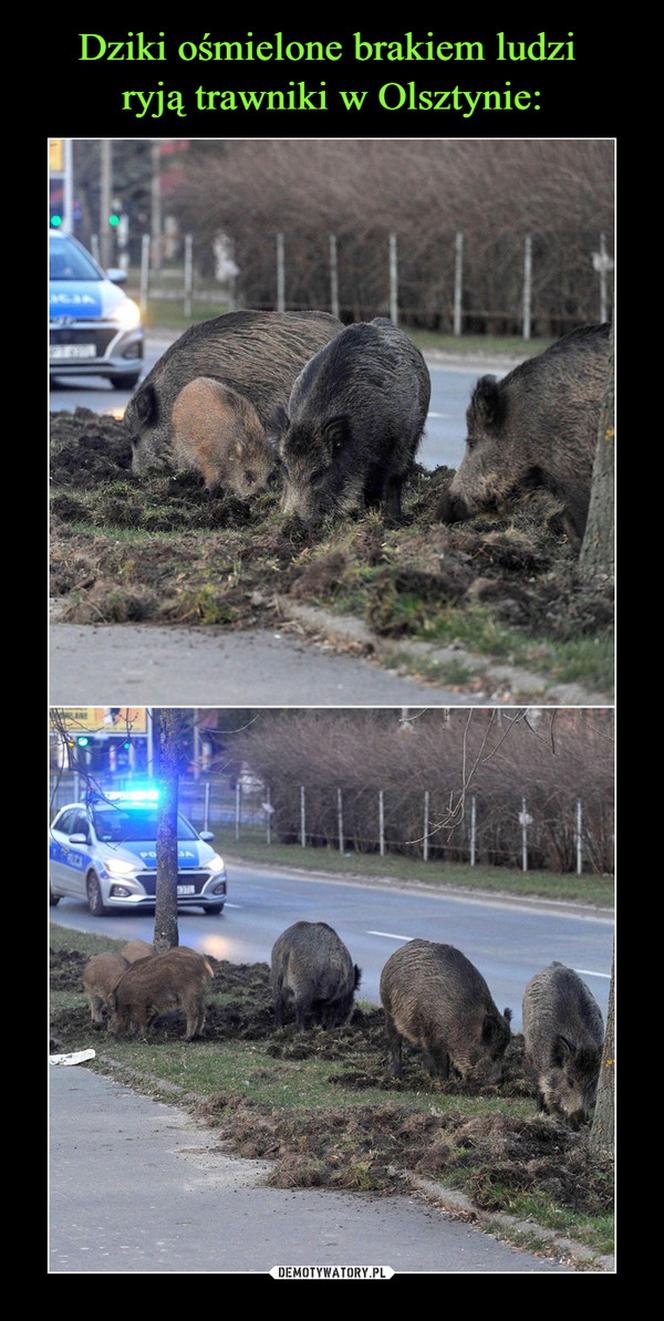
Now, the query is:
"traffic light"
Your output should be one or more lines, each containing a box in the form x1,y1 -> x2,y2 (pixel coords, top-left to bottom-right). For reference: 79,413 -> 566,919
108,213 -> 120,228
50,213 -> 63,228
76,736 -> 90,748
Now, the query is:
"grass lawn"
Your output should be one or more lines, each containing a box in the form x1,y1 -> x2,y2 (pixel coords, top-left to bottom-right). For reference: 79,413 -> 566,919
217,831 -> 614,907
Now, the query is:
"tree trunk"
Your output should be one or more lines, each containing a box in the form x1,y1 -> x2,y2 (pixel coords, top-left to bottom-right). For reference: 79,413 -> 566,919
153,708 -> 180,953
590,950 -> 614,1156
579,322 -> 614,583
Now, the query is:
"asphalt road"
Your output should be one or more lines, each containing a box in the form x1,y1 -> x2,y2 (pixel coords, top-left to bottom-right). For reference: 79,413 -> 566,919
50,338 -> 498,471
50,863 -> 613,1030
49,1067 -> 570,1273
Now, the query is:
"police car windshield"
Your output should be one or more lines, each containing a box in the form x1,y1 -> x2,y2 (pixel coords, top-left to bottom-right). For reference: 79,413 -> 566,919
92,807 -> 198,843
50,236 -> 102,282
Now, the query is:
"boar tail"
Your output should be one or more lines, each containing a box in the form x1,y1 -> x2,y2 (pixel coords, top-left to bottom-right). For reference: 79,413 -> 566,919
354,965 -> 362,990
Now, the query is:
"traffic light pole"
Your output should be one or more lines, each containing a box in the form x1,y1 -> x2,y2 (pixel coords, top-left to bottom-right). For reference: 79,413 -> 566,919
100,140 -> 112,269
63,139 -> 74,235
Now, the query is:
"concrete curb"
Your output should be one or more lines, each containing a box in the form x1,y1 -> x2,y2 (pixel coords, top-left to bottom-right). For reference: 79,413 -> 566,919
222,853 -> 614,919
405,1174 -> 614,1271
272,596 -> 612,706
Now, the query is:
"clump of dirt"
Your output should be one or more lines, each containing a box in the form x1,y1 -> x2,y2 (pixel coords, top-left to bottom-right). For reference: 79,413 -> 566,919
49,947 -> 89,990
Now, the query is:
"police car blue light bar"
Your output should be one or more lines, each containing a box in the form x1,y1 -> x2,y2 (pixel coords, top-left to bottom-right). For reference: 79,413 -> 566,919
103,789 -> 160,802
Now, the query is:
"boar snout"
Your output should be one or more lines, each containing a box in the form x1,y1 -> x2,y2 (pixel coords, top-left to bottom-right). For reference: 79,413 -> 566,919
438,489 -> 469,524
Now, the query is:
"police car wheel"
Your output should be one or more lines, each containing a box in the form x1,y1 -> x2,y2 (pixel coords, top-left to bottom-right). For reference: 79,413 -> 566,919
49,889 -> 61,907
205,904 -> 224,915
87,873 -> 108,917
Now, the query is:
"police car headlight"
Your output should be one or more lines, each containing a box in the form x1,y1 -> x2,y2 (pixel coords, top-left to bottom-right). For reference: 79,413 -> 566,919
111,299 -> 141,330
106,858 -> 137,877
207,854 -> 225,873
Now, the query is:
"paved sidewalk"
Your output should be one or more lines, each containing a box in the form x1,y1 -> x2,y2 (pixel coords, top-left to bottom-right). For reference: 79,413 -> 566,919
50,1067 -> 570,1274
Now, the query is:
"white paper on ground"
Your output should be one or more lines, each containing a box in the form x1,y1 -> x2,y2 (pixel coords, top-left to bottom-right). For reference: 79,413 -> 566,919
49,1049 -> 96,1067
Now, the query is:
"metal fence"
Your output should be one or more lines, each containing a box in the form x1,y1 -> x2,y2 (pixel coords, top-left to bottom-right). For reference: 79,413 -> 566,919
100,228 -> 613,338
50,773 -> 611,877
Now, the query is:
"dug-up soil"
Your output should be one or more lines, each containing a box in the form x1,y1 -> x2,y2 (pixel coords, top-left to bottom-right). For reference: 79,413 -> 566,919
50,950 -> 613,1218
50,410 -> 613,650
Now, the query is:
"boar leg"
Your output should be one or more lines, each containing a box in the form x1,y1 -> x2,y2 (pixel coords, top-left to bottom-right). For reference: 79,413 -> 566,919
273,992 -> 285,1028
294,993 -> 313,1032
383,474 -> 403,522
384,1013 -> 403,1077
183,992 -> 205,1040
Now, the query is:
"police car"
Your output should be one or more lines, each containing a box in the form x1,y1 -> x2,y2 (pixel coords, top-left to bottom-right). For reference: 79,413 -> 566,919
49,230 -> 144,388
49,790 -> 227,915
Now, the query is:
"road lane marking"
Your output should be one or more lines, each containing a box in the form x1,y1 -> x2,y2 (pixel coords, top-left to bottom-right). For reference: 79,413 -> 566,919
574,968 -> 611,979
367,931 -> 413,942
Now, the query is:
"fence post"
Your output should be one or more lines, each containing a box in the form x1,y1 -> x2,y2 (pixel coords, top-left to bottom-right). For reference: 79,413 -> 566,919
139,233 -> 150,315
388,233 -> 398,325
378,789 -> 385,857
183,233 -> 193,319
520,796 -> 529,873
576,798 -> 583,876
470,794 -> 477,867
276,232 -> 286,312
423,790 -> 430,862
300,785 -> 306,847
235,781 -> 241,841
453,232 -> 464,336
266,785 -> 272,845
329,233 -> 340,321
203,781 -> 211,833
337,787 -> 344,853
523,234 -> 532,341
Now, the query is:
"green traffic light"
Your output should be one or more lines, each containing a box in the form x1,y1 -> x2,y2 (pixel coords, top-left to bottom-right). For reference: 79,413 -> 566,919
108,213 -> 120,227
76,736 -> 90,747
51,214 -> 63,228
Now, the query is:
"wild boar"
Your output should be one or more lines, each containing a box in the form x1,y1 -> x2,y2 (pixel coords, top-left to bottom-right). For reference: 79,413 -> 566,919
170,377 -> 274,497
380,939 -> 512,1082
82,953 -> 129,1028
523,962 -> 604,1127
108,948 -> 211,1040
438,323 -> 611,540
120,940 -> 155,964
273,317 -> 431,524
125,309 -> 342,475
271,921 -> 361,1030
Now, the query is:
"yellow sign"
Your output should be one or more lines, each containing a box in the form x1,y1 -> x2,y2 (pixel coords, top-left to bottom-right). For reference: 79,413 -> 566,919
49,139 -> 64,173
52,708 -> 148,735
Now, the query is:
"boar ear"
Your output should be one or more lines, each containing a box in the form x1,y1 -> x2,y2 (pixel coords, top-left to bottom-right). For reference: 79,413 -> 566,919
470,376 -> 504,431
551,1034 -> 575,1066
482,1014 -> 499,1043
503,1007 -> 513,1024
322,415 -> 349,452
134,384 -> 156,425
270,403 -> 290,436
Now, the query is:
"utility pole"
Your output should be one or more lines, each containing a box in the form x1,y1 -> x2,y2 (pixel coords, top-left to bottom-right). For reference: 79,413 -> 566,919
100,140 -> 112,269
151,141 -> 162,272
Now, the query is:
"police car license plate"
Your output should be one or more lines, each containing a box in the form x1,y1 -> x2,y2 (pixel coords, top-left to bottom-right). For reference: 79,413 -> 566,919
177,884 -> 195,895
50,344 -> 97,360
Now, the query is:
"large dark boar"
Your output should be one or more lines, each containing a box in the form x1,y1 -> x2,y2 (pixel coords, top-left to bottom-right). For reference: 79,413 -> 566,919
273,318 -> 431,524
108,948 -> 211,1040
380,940 -> 512,1082
125,309 -> 342,477
522,962 -> 604,1127
271,921 -> 361,1030
438,323 -> 611,539
82,953 -> 129,1028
